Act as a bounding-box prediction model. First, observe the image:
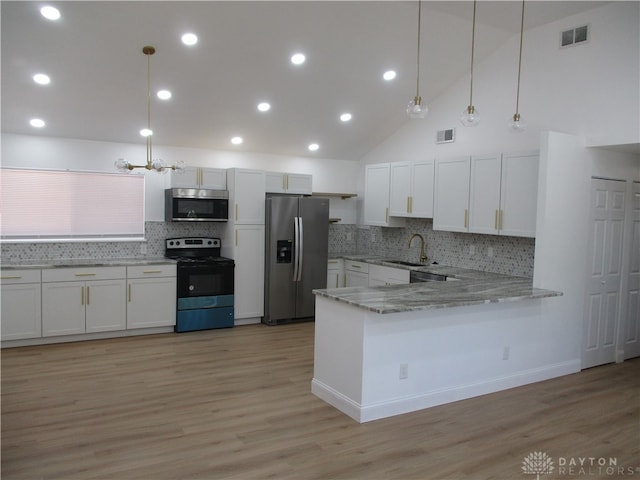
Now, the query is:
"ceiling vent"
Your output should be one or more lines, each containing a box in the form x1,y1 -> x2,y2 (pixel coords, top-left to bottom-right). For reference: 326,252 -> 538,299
436,128 -> 455,144
561,25 -> 589,48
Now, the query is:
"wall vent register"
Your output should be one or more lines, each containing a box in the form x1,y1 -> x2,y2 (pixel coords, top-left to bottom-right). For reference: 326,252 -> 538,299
436,128 -> 455,144
561,25 -> 589,48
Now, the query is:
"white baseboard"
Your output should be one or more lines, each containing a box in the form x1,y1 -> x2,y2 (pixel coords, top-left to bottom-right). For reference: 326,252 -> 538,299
312,359 -> 581,423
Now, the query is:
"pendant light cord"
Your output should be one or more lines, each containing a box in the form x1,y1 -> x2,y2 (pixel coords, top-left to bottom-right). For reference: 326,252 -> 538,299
146,48 -> 152,168
468,0 -> 477,107
415,0 -> 422,98
515,0 -> 525,116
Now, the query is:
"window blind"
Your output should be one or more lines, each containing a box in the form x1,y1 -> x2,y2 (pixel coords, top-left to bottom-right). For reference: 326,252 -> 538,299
0,168 -> 145,239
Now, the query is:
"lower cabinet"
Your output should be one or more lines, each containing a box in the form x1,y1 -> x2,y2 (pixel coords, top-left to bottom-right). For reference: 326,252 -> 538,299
344,260 -> 369,288
1,269 -> 42,340
126,265 -> 177,329
368,264 -> 409,286
327,259 -> 344,288
42,267 -> 127,337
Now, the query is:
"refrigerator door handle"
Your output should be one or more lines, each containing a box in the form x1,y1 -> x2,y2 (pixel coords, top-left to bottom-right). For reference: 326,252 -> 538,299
298,216 -> 304,282
293,216 -> 300,282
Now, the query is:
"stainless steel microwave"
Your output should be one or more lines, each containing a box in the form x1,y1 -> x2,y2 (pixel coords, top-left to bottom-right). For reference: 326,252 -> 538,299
165,188 -> 229,222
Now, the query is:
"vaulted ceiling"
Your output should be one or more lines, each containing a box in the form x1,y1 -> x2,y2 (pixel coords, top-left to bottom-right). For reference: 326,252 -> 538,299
1,1 -> 607,161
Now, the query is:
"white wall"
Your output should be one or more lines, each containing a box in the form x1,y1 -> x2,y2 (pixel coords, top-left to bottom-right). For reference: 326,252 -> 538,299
360,2 -> 639,167
1,133 -> 359,222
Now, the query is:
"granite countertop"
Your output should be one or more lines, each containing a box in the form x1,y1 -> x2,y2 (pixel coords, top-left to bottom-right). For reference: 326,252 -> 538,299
316,255 -> 562,314
1,257 -> 176,270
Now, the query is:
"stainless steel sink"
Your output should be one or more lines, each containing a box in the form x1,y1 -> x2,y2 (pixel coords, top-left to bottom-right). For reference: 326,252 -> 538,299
410,271 -> 447,282
385,260 -> 424,267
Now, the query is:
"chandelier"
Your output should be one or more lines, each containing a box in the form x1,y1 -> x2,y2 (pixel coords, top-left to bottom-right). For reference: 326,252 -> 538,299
115,46 -> 184,173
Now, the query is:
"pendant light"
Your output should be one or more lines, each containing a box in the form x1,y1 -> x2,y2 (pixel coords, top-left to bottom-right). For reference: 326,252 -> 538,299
115,46 -> 185,173
406,0 -> 427,119
509,0 -> 527,132
460,0 -> 480,127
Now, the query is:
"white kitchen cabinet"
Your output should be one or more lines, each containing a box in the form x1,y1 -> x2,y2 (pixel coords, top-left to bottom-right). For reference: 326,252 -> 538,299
227,168 -> 266,224
469,154 -> 502,234
327,259 -> 344,288
42,267 -> 126,337
368,264 -> 410,287
433,157 -> 471,232
126,264 -> 177,329
169,167 -> 227,190
498,151 -> 539,237
344,260 -> 369,288
1,269 -> 42,340
266,172 -> 313,195
389,159 -> 435,218
364,164 -> 405,227
227,225 -> 265,320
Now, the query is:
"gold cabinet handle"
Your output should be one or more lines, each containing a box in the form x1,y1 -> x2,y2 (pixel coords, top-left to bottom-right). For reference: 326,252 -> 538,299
1,275 -> 22,280
142,270 -> 163,274
235,204 -> 238,221
406,197 -> 411,213
81,286 -> 85,306
75,273 -> 97,277
495,210 -> 499,230
499,210 -> 504,230
350,264 -> 361,269
409,196 -> 413,214
464,209 -> 469,229
86,286 -> 90,305
128,284 -> 132,302
385,207 -> 389,223
235,230 -> 238,246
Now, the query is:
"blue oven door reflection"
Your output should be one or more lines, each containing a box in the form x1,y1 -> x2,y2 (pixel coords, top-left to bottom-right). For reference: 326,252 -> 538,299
176,295 -> 234,333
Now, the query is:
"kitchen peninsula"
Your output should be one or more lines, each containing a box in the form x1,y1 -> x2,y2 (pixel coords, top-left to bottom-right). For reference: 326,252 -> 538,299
312,262 -> 568,423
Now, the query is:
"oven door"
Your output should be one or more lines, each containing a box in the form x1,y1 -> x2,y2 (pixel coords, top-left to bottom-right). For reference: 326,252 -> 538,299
177,261 -> 234,298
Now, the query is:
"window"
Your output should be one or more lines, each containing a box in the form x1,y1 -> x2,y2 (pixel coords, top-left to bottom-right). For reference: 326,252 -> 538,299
0,168 -> 145,240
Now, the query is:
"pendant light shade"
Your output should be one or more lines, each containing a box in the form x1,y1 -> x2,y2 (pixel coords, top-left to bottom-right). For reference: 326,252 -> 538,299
115,46 -> 185,173
508,0 -> 527,132
461,0 -> 480,127
406,1 -> 427,119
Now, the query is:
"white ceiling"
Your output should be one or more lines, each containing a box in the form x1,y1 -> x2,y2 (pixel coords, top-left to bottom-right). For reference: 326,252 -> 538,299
1,1 -> 608,161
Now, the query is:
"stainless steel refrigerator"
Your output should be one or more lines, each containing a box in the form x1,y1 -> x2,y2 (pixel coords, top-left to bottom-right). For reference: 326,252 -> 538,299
263,195 -> 329,325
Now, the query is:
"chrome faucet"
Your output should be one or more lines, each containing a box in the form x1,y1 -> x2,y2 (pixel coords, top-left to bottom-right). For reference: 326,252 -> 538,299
408,233 -> 428,264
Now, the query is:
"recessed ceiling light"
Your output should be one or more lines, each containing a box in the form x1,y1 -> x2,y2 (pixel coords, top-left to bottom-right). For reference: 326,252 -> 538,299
291,53 -> 306,65
157,90 -> 172,100
231,136 -> 243,145
383,70 -> 397,81
257,102 -> 271,112
40,6 -> 60,20
181,33 -> 198,46
140,128 -> 153,137
340,113 -> 352,122
33,73 -> 51,85
308,143 -> 319,152
30,118 -> 45,128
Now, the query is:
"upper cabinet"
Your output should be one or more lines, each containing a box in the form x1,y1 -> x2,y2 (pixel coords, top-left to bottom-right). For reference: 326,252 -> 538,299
389,159 -> 435,218
433,151 -> 539,237
226,168 -> 266,225
169,167 -> 227,190
433,157 -> 471,232
364,163 -> 405,227
266,172 -> 312,195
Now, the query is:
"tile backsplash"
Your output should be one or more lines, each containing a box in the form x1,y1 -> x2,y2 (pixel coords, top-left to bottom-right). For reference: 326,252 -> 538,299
3,219 -> 534,278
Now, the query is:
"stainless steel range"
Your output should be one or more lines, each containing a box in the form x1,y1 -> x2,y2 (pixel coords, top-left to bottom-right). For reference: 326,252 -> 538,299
165,237 -> 234,333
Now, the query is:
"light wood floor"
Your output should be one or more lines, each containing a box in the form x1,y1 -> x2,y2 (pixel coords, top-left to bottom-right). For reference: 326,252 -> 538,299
2,322 -> 639,480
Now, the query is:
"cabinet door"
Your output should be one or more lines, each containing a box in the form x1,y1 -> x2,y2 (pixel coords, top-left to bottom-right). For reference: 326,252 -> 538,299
229,169 -> 266,224
42,281 -> 86,337
169,167 -> 200,189
85,279 -> 126,333
469,154 -> 502,234
327,269 -> 341,288
345,271 -> 369,288
364,164 -> 391,225
234,225 -> 265,319
1,283 -> 42,340
199,168 -> 227,190
500,152 -> 539,237
127,276 -> 176,329
285,173 -> 312,195
265,172 -> 286,193
389,162 -> 411,217
433,157 -> 471,232
411,159 -> 435,218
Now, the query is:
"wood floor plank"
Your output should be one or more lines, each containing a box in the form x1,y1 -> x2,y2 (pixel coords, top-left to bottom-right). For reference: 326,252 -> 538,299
2,322 -> 639,479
